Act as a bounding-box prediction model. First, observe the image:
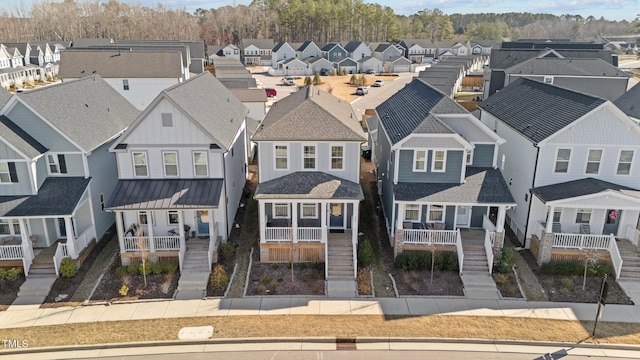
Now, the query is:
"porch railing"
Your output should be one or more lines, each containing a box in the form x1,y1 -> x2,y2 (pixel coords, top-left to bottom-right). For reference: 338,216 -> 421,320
482,214 -> 496,232
154,236 -> 180,251
626,225 -> 640,246
22,240 -> 34,276
264,227 -> 293,242
608,235 -> 623,280
484,231 -> 494,275
208,222 -> 219,272
553,233 -> 611,250
53,243 -> 69,277
455,229 -> 464,275
75,225 -> 95,255
403,229 -> 458,245
123,236 -> 150,252
0,245 -> 23,260
179,237 -> 185,272
297,227 -> 323,242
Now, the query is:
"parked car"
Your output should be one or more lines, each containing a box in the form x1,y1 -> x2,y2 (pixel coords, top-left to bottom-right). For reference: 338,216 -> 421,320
265,88 -> 277,97
355,86 -> 368,96
365,69 -> 376,74
372,79 -> 384,87
283,77 -> 295,86
320,68 -> 331,76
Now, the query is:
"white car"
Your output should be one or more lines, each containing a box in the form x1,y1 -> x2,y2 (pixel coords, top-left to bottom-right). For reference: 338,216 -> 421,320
372,79 -> 384,87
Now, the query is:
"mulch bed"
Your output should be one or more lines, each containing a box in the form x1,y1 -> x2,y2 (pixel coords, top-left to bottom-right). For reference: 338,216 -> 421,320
389,268 -> 464,296
206,251 -> 236,297
493,270 -> 523,298
0,274 -> 25,310
246,249 -> 325,296
357,268 -> 373,296
89,258 -> 179,302
539,275 -> 633,304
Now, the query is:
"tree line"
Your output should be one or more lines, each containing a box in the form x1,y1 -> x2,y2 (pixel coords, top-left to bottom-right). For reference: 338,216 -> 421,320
0,0 -> 636,46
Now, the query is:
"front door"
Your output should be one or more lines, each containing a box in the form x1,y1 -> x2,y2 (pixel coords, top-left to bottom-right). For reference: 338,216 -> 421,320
329,203 -> 344,232
197,210 -> 210,235
57,218 -> 67,238
456,206 -> 470,227
603,209 -> 621,235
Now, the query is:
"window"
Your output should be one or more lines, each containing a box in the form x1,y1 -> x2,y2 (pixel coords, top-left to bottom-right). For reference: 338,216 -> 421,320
404,204 -> 420,221
301,203 -> 317,218
123,79 -> 129,90
576,209 -> 592,224
273,203 -> 289,218
100,194 -> 105,212
413,150 -> 426,171
47,154 -> 59,174
331,146 -> 344,170
554,148 -> 571,173
428,205 -> 444,222
138,211 -> 149,225
12,220 -> 20,234
466,150 -> 473,165
617,150 -> 634,175
163,151 -> 178,176
586,149 -> 602,174
161,113 -> 173,127
0,162 -> 11,183
275,145 -> 288,170
431,150 -> 446,172
193,151 -> 208,176
543,76 -> 554,84
303,146 -> 316,169
0,220 -> 9,234
547,207 -> 562,223
133,152 -> 148,177
168,211 -> 179,224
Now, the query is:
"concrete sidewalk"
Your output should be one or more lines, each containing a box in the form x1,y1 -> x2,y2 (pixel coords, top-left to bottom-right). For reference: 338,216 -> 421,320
2,297 -> 640,329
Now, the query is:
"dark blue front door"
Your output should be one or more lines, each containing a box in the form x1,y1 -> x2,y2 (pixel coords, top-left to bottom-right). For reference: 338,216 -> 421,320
197,211 -> 210,235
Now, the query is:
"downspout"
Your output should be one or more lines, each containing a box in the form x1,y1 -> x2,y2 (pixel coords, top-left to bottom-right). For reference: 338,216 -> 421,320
222,150 -> 229,242
523,144 -> 540,248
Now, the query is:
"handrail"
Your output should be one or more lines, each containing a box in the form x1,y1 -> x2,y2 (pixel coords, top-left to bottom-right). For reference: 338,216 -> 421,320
484,230 -> 494,274
264,227 -> 293,242
179,237 -> 186,272
0,245 -> 23,260
208,222 -> 219,272
482,214 -> 496,232
53,243 -> 69,277
455,229 -> 464,275
608,234 -> 623,280
22,240 -> 34,276
297,227 -> 323,242
626,225 -> 640,246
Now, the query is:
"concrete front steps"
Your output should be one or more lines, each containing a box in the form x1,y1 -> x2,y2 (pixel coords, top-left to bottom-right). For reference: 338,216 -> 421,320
460,272 -> 500,299
326,236 -> 356,298
174,239 -> 211,300
616,239 -> 640,304
462,240 -> 490,273
11,276 -> 57,306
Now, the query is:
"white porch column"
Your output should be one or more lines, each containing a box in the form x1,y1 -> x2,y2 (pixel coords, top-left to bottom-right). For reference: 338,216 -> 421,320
147,212 -> 155,252
18,219 -> 34,260
178,210 -> 185,246
351,202 -> 359,244
291,201 -> 298,243
208,208 -> 215,241
259,200 -> 266,244
115,211 -> 125,253
545,206 -> 554,233
65,216 -> 77,258
397,203 -> 404,229
496,206 -> 506,233
320,202 -> 327,243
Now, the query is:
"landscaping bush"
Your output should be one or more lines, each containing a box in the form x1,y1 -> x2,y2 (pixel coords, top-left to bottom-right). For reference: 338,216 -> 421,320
349,74 -> 358,85
438,252 -> 459,271
541,261 -> 610,276
115,265 -> 128,277
126,263 -> 139,276
312,73 -> 321,85
138,262 -> 153,276
210,264 -> 228,293
219,242 -> 235,262
150,261 -> 163,275
395,251 -> 458,271
358,240 -> 374,267
304,76 -> 312,86
496,247 -> 514,274
0,267 -> 23,282
59,258 -> 77,278
160,260 -> 178,274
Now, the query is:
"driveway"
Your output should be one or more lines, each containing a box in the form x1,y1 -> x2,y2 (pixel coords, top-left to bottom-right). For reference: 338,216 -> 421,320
252,73 -> 300,105
350,72 -> 416,120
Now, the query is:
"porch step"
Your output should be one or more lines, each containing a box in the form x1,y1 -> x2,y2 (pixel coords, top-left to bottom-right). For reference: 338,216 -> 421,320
460,272 -> 500,299
11,276 -> 57,306
617,240 -> 640,285
175,272 -> 209,300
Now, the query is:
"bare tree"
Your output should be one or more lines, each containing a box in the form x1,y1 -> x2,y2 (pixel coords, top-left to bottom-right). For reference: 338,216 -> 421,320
135,228 -> 150,288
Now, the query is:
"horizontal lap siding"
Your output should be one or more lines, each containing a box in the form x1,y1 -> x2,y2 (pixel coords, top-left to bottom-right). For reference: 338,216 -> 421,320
471,144 -> 494,167
397,149 -> 462,183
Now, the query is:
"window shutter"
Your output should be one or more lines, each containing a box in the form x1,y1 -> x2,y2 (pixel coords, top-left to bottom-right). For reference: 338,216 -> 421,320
8,162 -> 18,182
58,154 -> 67,174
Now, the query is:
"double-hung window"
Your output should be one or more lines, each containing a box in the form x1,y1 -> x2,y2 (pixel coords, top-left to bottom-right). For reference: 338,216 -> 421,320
133,152 -> 148,177
575,209 -> 591,224
0,162 -> 12,183
428,205 -> 444,222
193,151 -> 208,176
273,203 -> 289,218
168,211 -> 179,225
585,149 -> 602,174
617,150 -> 634,175
47,154 -> 67,174
301,203 -> 318,218
331,146 -> 344,170
431,150 -> 446,172
554,148 -> 571,173
275,145 -> 288,170
163,151 -> 178,177
303,145 -> 316,169
404,204 -> 420,222
413,150 -> 426,171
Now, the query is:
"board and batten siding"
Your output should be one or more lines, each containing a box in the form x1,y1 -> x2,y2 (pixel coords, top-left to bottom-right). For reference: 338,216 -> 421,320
117,147 -> 224,179
223,126 -> 247,240
6,102 -> 80,152
396,149 -> 463,183
482,111 -> 537,243
471,144 -> 495,167
536,106 -> 640,189
258,141 -> 360,183
377,124 -> 395,233
0,161 -> 31,196
87,139 -> 119,238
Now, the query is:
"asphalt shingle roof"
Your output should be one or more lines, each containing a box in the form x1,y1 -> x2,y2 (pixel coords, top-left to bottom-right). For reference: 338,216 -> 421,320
17,75 -> 139,152
343,41 -> 366,52
0,87 -> 10,108
0,116 -> 48,159
615,83 -> 640,119
375,78 -> 468,144
0,177 -> 90,216
252,86 -> 365,142
59,49 -> 183,78
394,167 -> 515,204
505,57 -> 627,77
531,178 -> 640,203
241,39 -> 275,50
106,179 -> 224,210
478,78 -> 606,144
255,172 -> 363,200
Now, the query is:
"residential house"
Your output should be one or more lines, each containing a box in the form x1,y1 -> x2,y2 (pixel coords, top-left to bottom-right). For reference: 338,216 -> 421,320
295,41 -> 323,60
241,39 -> 275,66
252,86 -> 366,287
106,72 -> 247,274
0,76 -> 139,275
437,41 -> 469,58
271,42 -> 296,65
343,41 -> 371,61
58,49 -> 185,110
615,83 -> 640,125
321,43 -> 347,62
384,56 -> 411,73
211,57 -> 257,89
470,40 -> 497,56
398,39 -> 437,64
116,40 -> 206,74
503,57 -> 629,101
268,57 -> 309,76
358,56 -> 384,74
229,88 -> 267,122
334,57 -> 358,74
368,78 -> 515,274
30,42 -> 61,78
478,78 -> 640,278
371,43 -> 403,62
207,44 -> 241,63
304,57 -> 333,75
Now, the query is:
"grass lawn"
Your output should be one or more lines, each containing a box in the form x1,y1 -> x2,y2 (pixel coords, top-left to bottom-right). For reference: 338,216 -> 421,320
292,74 -> 389,103
2,315 -> 640,347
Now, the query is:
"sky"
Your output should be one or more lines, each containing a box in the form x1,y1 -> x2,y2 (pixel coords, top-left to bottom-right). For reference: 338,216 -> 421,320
2,0 -> 639,22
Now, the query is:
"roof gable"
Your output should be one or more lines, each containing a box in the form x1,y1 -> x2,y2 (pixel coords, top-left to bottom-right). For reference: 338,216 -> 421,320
0,115 -> 48,159
614,82 -> 640,119
478,78 -> 606,143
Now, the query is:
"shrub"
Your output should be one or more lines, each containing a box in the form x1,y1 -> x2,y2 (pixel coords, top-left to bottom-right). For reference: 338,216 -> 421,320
541,260 -> 610,276
358,240 -> 374,267
358,74 -> 366,86
0,267 -> 23,281
439,252 -> 459,271
312,73 -> 321,85
160,261 -> 178,274
219,242 -> 235,262
150,261 -> 163,275
115,266 -> 128,277
496,247 -> 515,274
349,74 -> 358,85
138,262 -> 153,276
59,258 -> 77,278
272,262 -> 279,270
560,277 -> 573,288
126,263 -> 139,276
304,76 -> 312,86
493,273 -> 508,285
210,264 -> 228,293
260,274 -> 272,284
119,284 -> 129,296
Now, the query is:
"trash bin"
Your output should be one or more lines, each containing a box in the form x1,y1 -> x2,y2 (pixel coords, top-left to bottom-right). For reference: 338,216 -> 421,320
361,145 -> 371,160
